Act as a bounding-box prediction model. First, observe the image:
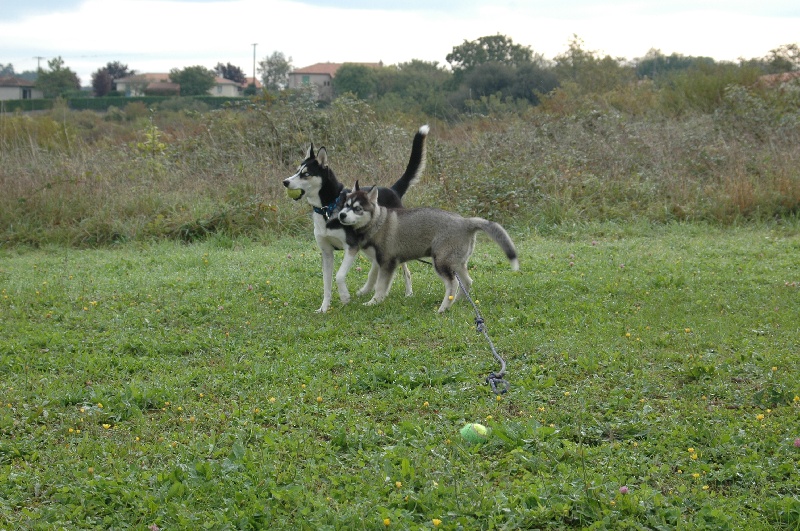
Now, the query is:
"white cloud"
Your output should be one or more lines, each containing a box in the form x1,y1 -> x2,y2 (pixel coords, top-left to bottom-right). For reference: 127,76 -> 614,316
1,0 -> 797,85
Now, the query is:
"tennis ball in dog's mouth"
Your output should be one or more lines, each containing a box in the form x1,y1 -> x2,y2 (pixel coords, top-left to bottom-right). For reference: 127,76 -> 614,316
286,188 -> 303,200
460,423 -> 489,444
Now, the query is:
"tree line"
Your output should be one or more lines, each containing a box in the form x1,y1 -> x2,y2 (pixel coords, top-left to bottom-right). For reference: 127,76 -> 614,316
2,35 -> 797,115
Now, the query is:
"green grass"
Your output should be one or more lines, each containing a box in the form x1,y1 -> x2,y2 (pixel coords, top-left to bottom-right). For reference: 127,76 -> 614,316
1,223 -> 800,529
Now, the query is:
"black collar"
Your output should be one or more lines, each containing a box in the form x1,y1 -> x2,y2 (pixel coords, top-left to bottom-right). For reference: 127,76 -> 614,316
313,193 -> 343,222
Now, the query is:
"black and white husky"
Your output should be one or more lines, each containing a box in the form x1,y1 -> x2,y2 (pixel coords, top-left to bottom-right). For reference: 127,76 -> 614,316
336,183 -> 520,313
283,125 -> 429,313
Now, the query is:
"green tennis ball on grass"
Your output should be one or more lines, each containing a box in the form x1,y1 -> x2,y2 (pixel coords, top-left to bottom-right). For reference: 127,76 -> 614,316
460,423 -> 490,444
286,188 -> 303,200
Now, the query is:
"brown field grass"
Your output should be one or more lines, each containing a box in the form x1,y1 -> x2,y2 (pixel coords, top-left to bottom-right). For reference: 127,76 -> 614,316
1,89 -> 798,248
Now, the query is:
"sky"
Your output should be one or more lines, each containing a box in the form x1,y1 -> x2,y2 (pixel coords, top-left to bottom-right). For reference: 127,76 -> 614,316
1,0 -> 798,86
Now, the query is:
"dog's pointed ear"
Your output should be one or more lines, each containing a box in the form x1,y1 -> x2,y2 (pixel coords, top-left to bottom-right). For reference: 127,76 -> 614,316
368,186 -> 379,202
305,143 -> 315,160
317,147 -> 328,168
354,180 -> 360,191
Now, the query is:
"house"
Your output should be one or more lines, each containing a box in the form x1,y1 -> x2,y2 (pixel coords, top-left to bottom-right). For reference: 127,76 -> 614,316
210,77 -> 242,97
115,73 -> 250,97
0,76 -> 43,101
287,62 -> 383,101
243,77 -> 263,89
115,73 -> 178,96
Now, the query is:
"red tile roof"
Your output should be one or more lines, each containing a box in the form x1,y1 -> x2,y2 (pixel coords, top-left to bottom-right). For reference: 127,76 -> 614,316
117,73 -> 172,83
213,76 -> 240,86
0,76 -> 36,87
290,62 -> 383,77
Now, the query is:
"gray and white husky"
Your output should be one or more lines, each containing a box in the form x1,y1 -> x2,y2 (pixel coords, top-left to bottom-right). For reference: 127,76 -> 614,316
283,125 -> 428,313
335,183 -> 520,313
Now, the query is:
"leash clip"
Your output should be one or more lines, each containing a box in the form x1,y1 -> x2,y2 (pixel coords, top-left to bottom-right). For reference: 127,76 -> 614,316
486,373 -> 509,394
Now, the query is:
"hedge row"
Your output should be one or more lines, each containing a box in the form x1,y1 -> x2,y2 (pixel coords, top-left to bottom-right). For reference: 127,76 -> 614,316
0,99 -> 53,112
0,96 -> 248,113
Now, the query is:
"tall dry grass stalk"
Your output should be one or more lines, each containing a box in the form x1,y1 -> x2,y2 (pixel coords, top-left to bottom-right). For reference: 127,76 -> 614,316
1,90 -> 798,248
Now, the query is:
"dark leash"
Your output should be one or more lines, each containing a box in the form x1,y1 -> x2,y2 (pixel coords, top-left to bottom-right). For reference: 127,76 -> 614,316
454,272 -> 510,394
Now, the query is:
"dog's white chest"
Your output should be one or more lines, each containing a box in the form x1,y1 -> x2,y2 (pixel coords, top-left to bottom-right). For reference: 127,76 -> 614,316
313,213 -> 346,250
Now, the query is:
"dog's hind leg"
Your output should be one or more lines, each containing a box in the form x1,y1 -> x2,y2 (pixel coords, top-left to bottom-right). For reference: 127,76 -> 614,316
434,262 -> 466,313
437,276 -> 458,313
400,263 -> 413,297
452,265 -> 472,303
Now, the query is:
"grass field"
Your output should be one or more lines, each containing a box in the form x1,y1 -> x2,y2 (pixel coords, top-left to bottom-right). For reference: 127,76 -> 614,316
1,222 -> 799,529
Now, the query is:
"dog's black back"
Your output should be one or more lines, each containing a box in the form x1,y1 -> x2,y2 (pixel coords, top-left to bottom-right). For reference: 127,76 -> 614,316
323,125 -> 428,227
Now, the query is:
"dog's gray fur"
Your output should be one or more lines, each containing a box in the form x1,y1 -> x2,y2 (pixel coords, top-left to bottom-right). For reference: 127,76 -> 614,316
337,185 -> 519,312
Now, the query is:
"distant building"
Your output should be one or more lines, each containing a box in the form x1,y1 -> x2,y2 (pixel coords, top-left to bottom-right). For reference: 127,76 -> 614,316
287,62 -> 383,101
243,77 -> 263,90
115,73 -> 178,96
115,73 -> 253,97
0,76 -> 43,101
209,77 -> 242,97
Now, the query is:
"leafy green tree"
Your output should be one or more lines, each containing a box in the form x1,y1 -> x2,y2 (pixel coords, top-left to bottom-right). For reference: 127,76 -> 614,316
764,43 -> 800,73
91,69 -> 113,96
372,60 -> 452,116
635,49 -> 714,79
379,60 -> 449,99
35,56 -> 80,98
447,34 -> 533,72
463,62 -> 515,99
258,51 -> 292,91
446,34 -> 534,89
510,62 -> 560,104
91,62 -> 135,96
215,62 -> 246,84
553,35 -> 633,94
3,63 -> 38,82
105,61 -> 135,81
333,64 -> 377,99
169,66 -> 216,96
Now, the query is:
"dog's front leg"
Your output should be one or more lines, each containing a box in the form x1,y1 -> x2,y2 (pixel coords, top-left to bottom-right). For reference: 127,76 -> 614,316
335,246 -> 359,304
317,241 -> 335,313
357,260 -> 379,296
365,266 -> 396,306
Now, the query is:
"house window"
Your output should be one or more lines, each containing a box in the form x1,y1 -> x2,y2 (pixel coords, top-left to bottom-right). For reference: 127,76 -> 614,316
217,85 -> 223,94
22,88 -> 32,100
302,75 -> 310,85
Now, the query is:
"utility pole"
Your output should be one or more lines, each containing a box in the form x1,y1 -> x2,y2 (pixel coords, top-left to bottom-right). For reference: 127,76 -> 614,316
33,56 -> 46,71
252,43 -> 257,86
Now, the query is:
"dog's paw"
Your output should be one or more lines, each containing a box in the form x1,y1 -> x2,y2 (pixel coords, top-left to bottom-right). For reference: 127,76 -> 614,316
356,288 -> 370,297
315,304 -> 330,313
339,294 -> 351,304
404,289 -> 414,297
363,298 -> 379,306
